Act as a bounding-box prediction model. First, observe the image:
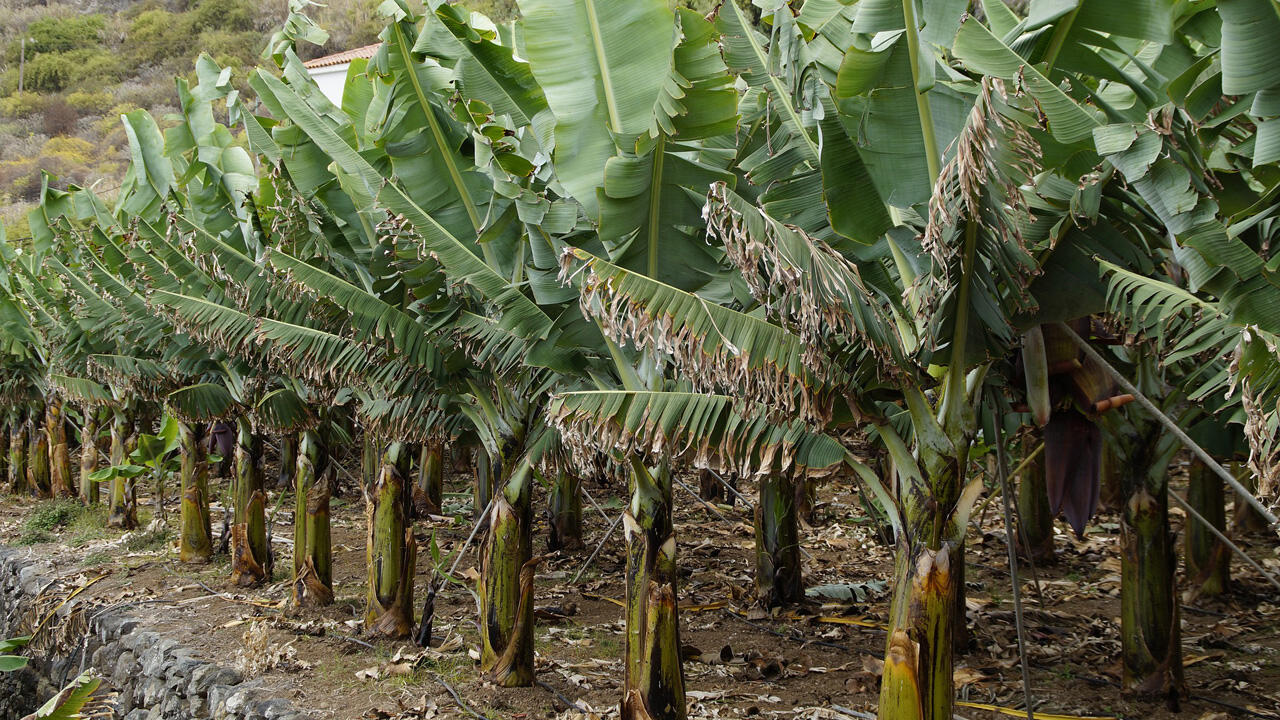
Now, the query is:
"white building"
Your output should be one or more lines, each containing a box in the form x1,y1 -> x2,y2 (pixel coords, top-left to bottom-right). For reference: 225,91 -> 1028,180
303,43 -> 380,106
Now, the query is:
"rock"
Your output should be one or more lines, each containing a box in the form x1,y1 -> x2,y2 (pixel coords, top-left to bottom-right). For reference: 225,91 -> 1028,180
0,554 -> 308,720
140,676 -> 167,707
190,664 -> 243,695
188,693 -> 210,718
160,691 -> 185,719
116,683 -> 137,714
223,682 -> 266,718
90,645 -> 109,669
113,650 -> 137,686
251,698 -> 293,720
122,630 -> 160,654
208,683 -> 236,718
166,655 -> 203,684
18,565 -> 45,595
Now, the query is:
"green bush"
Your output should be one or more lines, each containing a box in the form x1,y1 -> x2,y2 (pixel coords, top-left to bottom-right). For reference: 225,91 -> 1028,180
18,49 -> 124,93
17,499 -> 88,544
189,0 -> 257,33
0,92 -> 47,118
64,90 -> 114,115
22,53 -> 76,92
63,50 -> 129,88
41,136 -> 95,165
126,9 -> 194,66
464,0 -> 518,20
197,29 -> 261,68
4,15 -> 106,62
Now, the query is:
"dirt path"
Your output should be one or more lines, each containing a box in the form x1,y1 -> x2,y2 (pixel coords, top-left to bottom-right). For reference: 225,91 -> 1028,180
1,458 -> 1277,720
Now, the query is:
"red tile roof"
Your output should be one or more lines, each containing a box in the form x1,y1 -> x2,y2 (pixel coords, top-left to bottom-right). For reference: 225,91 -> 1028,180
303,43 -> 381,69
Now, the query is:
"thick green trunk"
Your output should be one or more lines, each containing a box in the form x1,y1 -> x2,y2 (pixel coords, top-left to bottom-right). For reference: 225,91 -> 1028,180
1184,459 -> 1229,600
277,432 -> 298,490
362,433 -> 379,489
293,429 -> 333,607
879,541 -> 959,720
479,461 -> 537,686
9,416 -> 27,494
178,422 -> 213,563
47,401 -> 74,498
754,471 -> 803,607
231,417 -> 269,586
28,410 -> 51,498
474,448 -> 496,520
79,409 -> 100,504
548,471 -> 584,552
622,460 -> 686,720
878,386 -> 972,720
1100,440 -> 1123,512
365,442 -> 415,637
107,410 -> 137,529
1121,485 -> 1184,703
1016,446 -> 1054,563
1118,429 -> 1184,706
413,442 -> 443,517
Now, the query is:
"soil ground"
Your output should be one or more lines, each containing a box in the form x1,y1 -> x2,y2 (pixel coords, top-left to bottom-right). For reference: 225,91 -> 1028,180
1,449 -> 1278,720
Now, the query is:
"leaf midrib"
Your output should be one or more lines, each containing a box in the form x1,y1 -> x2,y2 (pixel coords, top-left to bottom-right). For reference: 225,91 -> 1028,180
731,2 -> 818,163
392,23 -> 482,233
584,0 -> 624,132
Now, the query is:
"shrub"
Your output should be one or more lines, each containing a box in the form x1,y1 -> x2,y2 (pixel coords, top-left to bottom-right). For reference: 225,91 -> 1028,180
0,91 -> 46,118
63,50 -> 129,89
42,95 -> 79,136
113,79 -> 174,112
4,15 -> 107,62
25,499 -> 85,533
94,103 -> 139,137
41,136 -> 95,164
0,157 -> 42,203
22,52 -> 76,92
197,29 -> 261,68
17,500 -> 109,547
126,9 -> 194,66
64,90 -> 114,115
189,0 -> 257,32
0,210 -> 32,241
124,527 -> 171,552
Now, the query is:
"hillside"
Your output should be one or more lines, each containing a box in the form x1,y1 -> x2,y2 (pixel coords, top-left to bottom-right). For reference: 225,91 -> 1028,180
0,0 -> 732,242
0,0 -> 430,239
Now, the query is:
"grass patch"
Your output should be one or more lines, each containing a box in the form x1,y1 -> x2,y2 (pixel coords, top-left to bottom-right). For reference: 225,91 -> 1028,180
16,499 -> 97,545
391,653 -> 472,689
66,505 -> 111,547
82,549 -> 114,567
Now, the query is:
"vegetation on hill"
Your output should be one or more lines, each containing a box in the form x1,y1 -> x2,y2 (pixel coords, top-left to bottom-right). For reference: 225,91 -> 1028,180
0,0 -> 387,236
0,0 -> 727,240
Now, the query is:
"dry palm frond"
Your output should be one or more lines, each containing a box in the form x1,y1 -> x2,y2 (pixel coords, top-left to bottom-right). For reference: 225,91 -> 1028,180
548,389 -> 846,480
560,248 -> 840,424
916,78 -> 1041,357
704,182 -> 909,382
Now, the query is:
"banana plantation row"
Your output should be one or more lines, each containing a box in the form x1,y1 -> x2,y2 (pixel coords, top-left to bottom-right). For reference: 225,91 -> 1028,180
1,0 -> 1278,719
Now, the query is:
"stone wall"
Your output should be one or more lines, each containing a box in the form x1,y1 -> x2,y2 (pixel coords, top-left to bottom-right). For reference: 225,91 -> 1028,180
0,548 -> 312,720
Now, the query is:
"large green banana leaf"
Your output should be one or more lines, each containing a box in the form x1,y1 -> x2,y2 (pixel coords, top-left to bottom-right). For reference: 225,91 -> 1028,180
517,0 -> 677,218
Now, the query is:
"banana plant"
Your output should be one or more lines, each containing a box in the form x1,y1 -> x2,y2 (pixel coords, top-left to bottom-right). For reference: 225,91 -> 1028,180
128,413 -> 182,525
